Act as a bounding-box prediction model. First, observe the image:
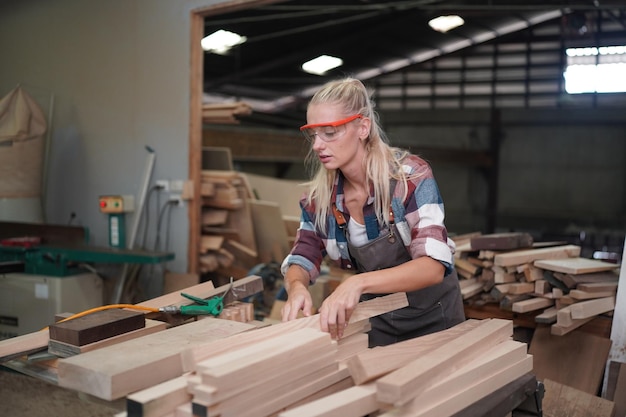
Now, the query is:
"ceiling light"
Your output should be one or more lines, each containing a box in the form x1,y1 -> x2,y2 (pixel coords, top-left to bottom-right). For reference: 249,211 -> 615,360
201,29 -> 247,55
302,55 -> 343,75
428,15 -> 465,33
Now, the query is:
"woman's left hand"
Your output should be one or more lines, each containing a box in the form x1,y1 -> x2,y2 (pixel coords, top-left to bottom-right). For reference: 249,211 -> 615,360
318,275 -> 364,340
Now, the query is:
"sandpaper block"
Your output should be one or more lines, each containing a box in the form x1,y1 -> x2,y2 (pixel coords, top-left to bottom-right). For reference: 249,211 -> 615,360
49,309 -> 146,346
470,232 -> 533,251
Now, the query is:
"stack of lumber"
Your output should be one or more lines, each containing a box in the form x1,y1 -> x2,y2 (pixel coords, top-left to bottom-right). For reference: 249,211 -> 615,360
202,102 -> 252,125
112,313 -> 532,417
200,170 -> 258,278
453,232 -> 620,335
199,170 -> 299,283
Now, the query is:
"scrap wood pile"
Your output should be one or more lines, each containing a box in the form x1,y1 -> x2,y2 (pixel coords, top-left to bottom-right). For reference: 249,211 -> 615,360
93,295 -> 531,417
199,170 -> 295,283
452,232 -> 620,336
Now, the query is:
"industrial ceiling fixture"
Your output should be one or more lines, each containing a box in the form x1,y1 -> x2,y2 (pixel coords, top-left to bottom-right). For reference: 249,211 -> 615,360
201,29 -> 247,55
428,15 -> 465,33
302,55 -> 344,75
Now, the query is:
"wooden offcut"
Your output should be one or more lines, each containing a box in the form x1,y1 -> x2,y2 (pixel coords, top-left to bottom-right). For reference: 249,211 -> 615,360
49,319 -> 167,357
49,309 -> 146,347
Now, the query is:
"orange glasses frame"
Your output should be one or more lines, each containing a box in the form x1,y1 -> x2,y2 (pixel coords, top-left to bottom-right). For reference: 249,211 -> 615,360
299,114 -> 363,132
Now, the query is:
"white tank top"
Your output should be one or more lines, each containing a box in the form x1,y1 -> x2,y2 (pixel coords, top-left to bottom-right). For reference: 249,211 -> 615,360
347,217 -> 369,247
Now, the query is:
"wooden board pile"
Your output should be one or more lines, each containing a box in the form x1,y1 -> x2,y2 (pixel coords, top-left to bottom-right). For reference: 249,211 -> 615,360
200,170 -> 258,277
101,305 -> 533,416
453,232 -> 620,335
199,170 -> 296,283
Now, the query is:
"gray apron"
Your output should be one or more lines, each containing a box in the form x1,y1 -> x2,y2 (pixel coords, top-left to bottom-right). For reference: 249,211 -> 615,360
345,222 -> 466,347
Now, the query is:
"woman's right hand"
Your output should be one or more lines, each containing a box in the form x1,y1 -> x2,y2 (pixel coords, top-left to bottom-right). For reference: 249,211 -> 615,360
281,280 -> 313,321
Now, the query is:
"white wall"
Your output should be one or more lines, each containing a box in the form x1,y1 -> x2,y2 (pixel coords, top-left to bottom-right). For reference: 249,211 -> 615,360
0,0 -> 226,297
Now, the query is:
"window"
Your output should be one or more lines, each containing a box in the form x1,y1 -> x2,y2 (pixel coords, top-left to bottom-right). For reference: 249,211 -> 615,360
564,46 -> 626,94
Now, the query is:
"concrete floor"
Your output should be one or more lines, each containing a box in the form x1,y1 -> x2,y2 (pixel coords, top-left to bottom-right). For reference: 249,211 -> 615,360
0,368 -> 121,417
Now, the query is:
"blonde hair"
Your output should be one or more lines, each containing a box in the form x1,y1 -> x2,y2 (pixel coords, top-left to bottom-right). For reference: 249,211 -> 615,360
303,77 -> 411,232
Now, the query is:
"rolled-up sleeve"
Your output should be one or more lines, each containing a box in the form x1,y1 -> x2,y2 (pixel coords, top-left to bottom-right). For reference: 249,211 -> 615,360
402,157 -> 455,273
280,202 -> 326,282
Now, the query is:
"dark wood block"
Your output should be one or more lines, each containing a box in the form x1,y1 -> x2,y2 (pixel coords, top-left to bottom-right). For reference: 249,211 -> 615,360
470,233 -> 533,251
49,309 -> 145,346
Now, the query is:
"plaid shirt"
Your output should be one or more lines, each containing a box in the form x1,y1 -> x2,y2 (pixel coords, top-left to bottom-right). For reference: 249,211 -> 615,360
281,154 -> 455,282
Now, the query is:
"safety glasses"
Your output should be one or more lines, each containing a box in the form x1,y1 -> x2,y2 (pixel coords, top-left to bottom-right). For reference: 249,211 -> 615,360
299,114 -> 363,143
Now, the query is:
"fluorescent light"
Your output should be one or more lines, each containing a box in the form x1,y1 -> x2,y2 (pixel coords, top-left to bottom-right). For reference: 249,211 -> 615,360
302,55 -> 343,75
201,30 -> 247,55
428,15 -> 465,33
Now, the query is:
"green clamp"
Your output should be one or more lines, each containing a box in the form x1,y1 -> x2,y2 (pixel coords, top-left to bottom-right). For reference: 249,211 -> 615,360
178,292 -> 225,316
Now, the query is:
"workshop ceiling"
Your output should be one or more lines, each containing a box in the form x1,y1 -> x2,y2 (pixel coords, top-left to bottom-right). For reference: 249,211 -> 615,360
202,0 -> 626,128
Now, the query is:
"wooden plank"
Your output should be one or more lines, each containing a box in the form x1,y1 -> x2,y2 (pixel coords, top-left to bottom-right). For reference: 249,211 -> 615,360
455,258 -> 480,276
534,257 -> 619,275
248,199 -> 291,263
49,318 -> 167,357
542,378 -> 615,417
243,172 -> 305,218
49,309 -> 145,346
563,270 -> 619,285
507,282 -> 535,295
346,319 -> 482,385
126,375 -> 191,417
511,297 -> 554,313
57,318 -> 255,400
336,332 -> 369,363
197,328 -> 333,396
404,341 -> 528,414
379,354 -> 533,416
529,324 -> 611,395
578,282 -> 618,293
200,235 -> 224,252
383,340 -> 527,414
204,359 -> 340,417
0,329 -> 49,362
278,383 -> 379,417
552,316 -> 594,335
470,232 -> 533,251
535,307 -> 558,324
570,296 -> 615,319
494,244 -> 580,267
183,292 -> 408,368
375,318 -> 513,405
198,364 -> 351,417
569,289 -> 616,300
534,279 -> 551,295
201,209 -> 228,226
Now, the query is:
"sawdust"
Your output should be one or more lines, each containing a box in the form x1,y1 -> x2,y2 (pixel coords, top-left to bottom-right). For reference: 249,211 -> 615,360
0,369 -> 121,417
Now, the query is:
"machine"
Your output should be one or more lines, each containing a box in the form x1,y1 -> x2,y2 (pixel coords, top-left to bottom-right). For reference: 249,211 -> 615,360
0,221 -> 174,338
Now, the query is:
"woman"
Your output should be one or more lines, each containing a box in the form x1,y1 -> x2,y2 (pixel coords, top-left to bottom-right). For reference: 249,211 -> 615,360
280,77 -> 464,347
